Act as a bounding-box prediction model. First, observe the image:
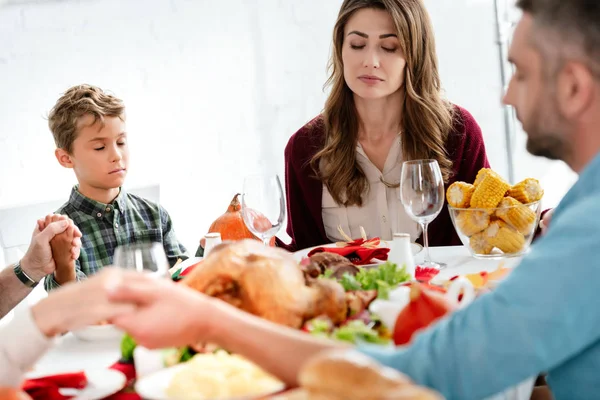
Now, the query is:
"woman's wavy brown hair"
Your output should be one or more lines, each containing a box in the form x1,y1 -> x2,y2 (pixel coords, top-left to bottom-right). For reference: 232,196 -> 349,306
311,0 -> 454,207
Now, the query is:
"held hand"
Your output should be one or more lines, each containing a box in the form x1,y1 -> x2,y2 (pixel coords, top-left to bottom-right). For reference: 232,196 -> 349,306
109,273 -> 221,349
20,216 -> 79,282
47,215 -> 80,284
31,268 -> 136,337
39,214 -> 82,260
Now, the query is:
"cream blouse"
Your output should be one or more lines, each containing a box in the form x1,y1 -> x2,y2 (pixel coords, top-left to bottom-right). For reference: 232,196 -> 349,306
322,139 -> 421,242
0,308 -> 54,386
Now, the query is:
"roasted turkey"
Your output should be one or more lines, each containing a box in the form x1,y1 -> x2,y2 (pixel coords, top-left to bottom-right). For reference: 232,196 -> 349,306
302,252 -> 359,280
182,239 -> 348,328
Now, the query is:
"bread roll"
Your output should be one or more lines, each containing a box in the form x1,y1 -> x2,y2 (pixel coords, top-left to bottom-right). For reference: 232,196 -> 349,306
298,349 -> 442,399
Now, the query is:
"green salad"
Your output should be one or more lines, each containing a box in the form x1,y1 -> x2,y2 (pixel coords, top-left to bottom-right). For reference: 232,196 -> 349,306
322,261 -> 411,299
120,334 -> 196,366
303,318 -> 390,345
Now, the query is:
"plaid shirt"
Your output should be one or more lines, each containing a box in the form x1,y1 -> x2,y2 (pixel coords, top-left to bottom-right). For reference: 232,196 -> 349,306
45,186 -> 188,291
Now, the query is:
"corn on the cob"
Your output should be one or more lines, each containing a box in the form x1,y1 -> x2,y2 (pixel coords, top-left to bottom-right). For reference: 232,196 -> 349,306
508,178 -> 544,204
446,182 -> 475,208
470,231 -> 494,255
470,170 -> 511,209
455,209 -> 491,236
495,197 -> 537,234
485,220 -> 526,254
473,168 -> 492,187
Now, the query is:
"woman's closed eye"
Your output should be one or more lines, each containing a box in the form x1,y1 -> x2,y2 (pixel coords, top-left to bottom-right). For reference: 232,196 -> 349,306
350,44 -> 397,53
94,146 -> 105,151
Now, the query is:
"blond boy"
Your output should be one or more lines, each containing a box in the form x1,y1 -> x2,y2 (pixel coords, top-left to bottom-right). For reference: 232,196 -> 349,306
45,84 -> 187,290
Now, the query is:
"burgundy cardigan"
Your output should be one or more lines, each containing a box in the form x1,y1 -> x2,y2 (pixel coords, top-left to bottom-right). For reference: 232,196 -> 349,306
279,105 -> 491,252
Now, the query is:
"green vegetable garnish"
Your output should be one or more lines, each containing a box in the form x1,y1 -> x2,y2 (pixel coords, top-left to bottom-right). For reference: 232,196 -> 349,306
309,319 -> 332,334
317,262 -> 410,298
339,273 -> 362,291
319,269 -> 335,279
332,320 -> 390,345
178,346 -> 196,362
120,334 -> 137,362
354,262 -> 410,299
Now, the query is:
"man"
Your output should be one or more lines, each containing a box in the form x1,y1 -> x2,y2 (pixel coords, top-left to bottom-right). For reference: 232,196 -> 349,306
106,0 -> 600,398
0,215 -> 81,318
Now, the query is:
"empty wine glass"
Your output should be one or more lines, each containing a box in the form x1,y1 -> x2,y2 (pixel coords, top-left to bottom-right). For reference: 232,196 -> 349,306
400,159 -> 446,269
241,174 -> 285,246
113,242 -> 170,277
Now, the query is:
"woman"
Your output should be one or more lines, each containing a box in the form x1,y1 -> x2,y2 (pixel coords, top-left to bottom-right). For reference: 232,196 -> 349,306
282,0 -> 490,251
0,217 -> 134,386
0,269 -> 134,386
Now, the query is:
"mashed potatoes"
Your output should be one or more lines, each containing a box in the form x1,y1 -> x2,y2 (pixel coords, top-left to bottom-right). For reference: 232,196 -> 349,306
166,351 -> 284,399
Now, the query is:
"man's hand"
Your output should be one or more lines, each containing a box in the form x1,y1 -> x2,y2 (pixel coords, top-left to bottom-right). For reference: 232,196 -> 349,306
540,209 -> 554,236
20,215 -> 81,283
109,273 -> 220,349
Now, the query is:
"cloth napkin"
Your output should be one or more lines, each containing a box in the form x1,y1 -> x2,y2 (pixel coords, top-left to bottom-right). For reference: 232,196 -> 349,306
105,361 -> 141,400
171,260 -> 203,281
307,246 -> 390,265
22,365 -> 140,400
22,371 -> 87,400
414,266 -> 440,283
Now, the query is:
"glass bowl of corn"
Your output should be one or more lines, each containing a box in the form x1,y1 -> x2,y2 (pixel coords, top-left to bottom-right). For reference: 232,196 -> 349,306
446,169 -> 544,259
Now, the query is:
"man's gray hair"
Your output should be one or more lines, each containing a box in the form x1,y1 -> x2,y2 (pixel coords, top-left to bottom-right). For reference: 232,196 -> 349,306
516,0 -> 600,77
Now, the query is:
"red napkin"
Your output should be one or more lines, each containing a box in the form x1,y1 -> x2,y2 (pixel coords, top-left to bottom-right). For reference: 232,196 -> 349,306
178,265 -> 196,277
415,266 -> 440,283
173,260 -> 204,280
105,393 -> 142,400
109,361 -> 136,386
104,361 -> 141,400
22,371 -> 87,400
307,246 -> 390,266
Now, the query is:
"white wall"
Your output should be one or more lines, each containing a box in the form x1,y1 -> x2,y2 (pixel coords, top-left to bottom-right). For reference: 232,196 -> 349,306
0,0 -> 574,254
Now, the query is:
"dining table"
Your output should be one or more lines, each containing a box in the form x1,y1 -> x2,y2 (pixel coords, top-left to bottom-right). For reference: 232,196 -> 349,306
29,245 -> 534,400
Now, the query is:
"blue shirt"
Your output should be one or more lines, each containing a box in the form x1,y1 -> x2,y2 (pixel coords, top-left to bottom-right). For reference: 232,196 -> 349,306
360,153 -> 600,400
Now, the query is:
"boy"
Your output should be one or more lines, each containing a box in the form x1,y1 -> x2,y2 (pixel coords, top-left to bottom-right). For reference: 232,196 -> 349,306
44,84 -> 187,291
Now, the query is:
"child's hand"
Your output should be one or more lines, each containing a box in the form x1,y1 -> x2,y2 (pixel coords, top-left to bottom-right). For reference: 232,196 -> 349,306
44,214 -> 82,284
38,214 -> 82,260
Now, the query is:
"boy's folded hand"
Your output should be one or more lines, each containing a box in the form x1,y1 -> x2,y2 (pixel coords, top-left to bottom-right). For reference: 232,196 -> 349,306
46,215 -> 81,284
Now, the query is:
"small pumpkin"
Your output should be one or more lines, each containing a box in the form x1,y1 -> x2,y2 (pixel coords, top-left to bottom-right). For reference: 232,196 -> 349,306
392,283 -> 453,345
0,388 -> 32,400
207,193 -> 276,246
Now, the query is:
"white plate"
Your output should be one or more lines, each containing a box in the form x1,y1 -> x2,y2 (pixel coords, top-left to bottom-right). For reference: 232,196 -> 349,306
135,363 -> 285,400
25,369 -> 126,400
292,242 -> 423,266
71,324 -> 124,341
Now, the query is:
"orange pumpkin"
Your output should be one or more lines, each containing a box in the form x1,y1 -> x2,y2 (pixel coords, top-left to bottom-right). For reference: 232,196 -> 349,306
207,194 -> 276,246
392,283 -> 453,345
0,388 -> 32,400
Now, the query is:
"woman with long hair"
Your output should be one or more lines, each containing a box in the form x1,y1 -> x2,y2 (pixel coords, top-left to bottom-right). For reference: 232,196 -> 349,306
282,0 -> 490,251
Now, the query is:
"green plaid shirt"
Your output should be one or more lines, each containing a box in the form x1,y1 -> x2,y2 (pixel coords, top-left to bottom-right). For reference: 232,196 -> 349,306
45,186 -> 188,291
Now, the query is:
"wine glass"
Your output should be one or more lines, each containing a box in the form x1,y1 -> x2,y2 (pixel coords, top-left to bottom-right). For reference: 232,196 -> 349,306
400,160 -> 446,269
113,242 -> 170,277
241,174 -> 285,246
